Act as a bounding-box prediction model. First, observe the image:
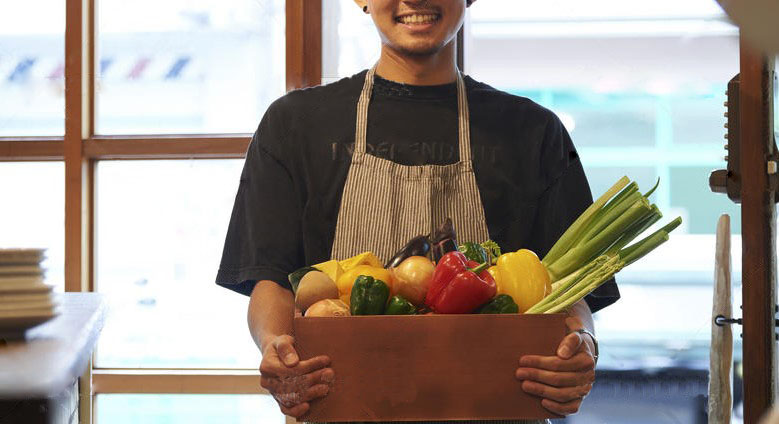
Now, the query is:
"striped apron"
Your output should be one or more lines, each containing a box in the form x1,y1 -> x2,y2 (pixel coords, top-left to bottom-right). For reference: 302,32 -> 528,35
319,66 -> 549,424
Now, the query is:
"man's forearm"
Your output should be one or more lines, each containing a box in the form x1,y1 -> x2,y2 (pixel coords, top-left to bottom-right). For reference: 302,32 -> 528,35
569,299 -> 596,357
569,299 -> 594,334
248,280 -> 295,353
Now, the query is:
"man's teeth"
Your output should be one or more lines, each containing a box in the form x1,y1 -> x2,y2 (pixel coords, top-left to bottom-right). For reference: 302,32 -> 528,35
398,14 -> 439,24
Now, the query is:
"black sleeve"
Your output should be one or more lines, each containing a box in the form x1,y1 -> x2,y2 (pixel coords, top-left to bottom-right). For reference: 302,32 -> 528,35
526,115 -> 620,314
215,107 -> 304,296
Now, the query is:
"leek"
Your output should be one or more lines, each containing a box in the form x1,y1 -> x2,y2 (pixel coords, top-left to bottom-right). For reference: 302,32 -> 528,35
542,176 -> 630,267
643,177 -> 661,199
527,176 -> 683,315
604,205 -> 662,256
547,197 -> 652,281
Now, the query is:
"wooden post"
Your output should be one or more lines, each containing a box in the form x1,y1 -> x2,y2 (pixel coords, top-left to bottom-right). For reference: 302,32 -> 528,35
286,0 -> 322,91
709,215 -> 733,424
739,39 -> 777,423
64,0 -> 95,293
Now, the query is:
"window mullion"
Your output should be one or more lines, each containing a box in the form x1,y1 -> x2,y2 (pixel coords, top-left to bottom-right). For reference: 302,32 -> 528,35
64,0 -> 94,293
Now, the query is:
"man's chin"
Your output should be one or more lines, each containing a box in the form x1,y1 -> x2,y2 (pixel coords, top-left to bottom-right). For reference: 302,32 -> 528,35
393,40 -> 446,57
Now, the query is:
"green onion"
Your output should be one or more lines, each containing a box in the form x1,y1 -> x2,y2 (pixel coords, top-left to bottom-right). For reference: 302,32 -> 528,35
604,205 -> 662,256
577,190 -> 643,245
643,177 -> 661,198
600,182 -> 639,217
619,217 -> 682,265
527,176 -> 683,315
547,197 -> 653,281
542,176 -> 630,267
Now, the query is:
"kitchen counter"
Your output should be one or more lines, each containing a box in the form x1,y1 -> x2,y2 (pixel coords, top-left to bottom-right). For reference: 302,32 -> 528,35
0,293 -> 106,424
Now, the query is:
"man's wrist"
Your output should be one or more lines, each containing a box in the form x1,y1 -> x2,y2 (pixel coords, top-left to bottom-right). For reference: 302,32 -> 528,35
575,328 -> 599,365
259,333 -> 283,355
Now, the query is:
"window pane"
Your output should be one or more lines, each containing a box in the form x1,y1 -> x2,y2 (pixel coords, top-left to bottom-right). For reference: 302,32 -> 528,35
670,166 -> 741,234
0,162 -> 65,291
95,160 -> 258,368
322,0 -> 381,84
0,1 -> 65,136
96,394 -> 284,424
96,0 -> 285,135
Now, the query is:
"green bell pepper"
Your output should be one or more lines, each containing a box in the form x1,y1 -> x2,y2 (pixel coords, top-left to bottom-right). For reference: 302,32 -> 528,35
350,275 -> 391,315
458,242 -> 489,264
478,294 -> 520,314
385,295 -> 417,315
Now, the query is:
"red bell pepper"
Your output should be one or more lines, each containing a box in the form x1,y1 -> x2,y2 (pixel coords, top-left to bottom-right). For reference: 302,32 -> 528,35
424,251 -> 497,314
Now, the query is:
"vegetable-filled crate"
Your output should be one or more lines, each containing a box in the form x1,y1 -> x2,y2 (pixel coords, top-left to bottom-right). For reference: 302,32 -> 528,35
290,176 -> 681,421
294,313 -> 566,422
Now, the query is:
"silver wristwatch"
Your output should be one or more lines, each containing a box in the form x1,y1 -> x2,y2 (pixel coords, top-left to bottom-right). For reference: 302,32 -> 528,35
575,328 -> 599,365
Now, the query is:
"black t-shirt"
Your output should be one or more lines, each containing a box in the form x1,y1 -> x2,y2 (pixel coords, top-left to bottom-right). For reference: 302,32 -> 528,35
216,70 -> 620,313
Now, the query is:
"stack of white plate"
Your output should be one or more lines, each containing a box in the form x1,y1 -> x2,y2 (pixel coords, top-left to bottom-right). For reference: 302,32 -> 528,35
0,248 -> 58,339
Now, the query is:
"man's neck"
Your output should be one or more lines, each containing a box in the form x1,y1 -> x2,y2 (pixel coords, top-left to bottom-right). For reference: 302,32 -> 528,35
375,40 -> 458,86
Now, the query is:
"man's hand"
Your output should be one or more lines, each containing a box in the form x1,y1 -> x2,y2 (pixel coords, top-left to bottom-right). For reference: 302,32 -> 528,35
259,334 -> 334,418
515,316 -> 596,416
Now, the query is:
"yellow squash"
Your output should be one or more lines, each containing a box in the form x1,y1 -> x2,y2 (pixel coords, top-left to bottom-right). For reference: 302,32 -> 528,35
338,251 -> 382,271
490,249 -> 551,313
312,259 -> 344,284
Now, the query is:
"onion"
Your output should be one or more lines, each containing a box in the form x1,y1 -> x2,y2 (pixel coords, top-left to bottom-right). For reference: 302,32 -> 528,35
305,299 -> 350,317
391,256 -> 435,306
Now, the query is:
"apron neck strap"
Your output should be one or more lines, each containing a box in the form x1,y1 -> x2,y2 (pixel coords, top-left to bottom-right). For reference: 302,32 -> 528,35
354,65 -> 472,163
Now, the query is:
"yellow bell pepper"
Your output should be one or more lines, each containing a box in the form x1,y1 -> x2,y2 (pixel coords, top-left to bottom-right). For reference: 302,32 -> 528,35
338,251 -> 382,272
492,249 -> 551,313
335,265 -> 394,306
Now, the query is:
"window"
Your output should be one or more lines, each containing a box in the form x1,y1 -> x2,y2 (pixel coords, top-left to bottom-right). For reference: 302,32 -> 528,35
95,160 -> 260,368
0,0 -> 65,136
0,162 -> 65,291
322,0 -> 380,84
96,0 -> 285,135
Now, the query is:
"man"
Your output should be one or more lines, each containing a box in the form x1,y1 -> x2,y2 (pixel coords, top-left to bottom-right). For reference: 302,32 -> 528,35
216,0 -> 620,422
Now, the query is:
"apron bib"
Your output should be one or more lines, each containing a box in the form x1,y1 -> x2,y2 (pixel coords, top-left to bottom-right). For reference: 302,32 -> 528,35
320,66 -> 548,424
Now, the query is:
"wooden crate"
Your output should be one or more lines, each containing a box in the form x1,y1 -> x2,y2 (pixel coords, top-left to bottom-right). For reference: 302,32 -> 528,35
294,313 -> 567,422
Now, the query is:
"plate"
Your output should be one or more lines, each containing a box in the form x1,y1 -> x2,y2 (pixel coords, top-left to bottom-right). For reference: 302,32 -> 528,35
0,248 -> 46,265
0,282 -> 53,294
0,275 -> 45,285
0,306 -> 58,320
0,299 -> 56,312
0,265 -> 45,276
0,292 -> 54,304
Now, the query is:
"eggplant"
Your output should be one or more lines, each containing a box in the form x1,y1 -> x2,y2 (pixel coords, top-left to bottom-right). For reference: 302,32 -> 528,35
385,235 -> 431,268
430,218 -> 458,263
